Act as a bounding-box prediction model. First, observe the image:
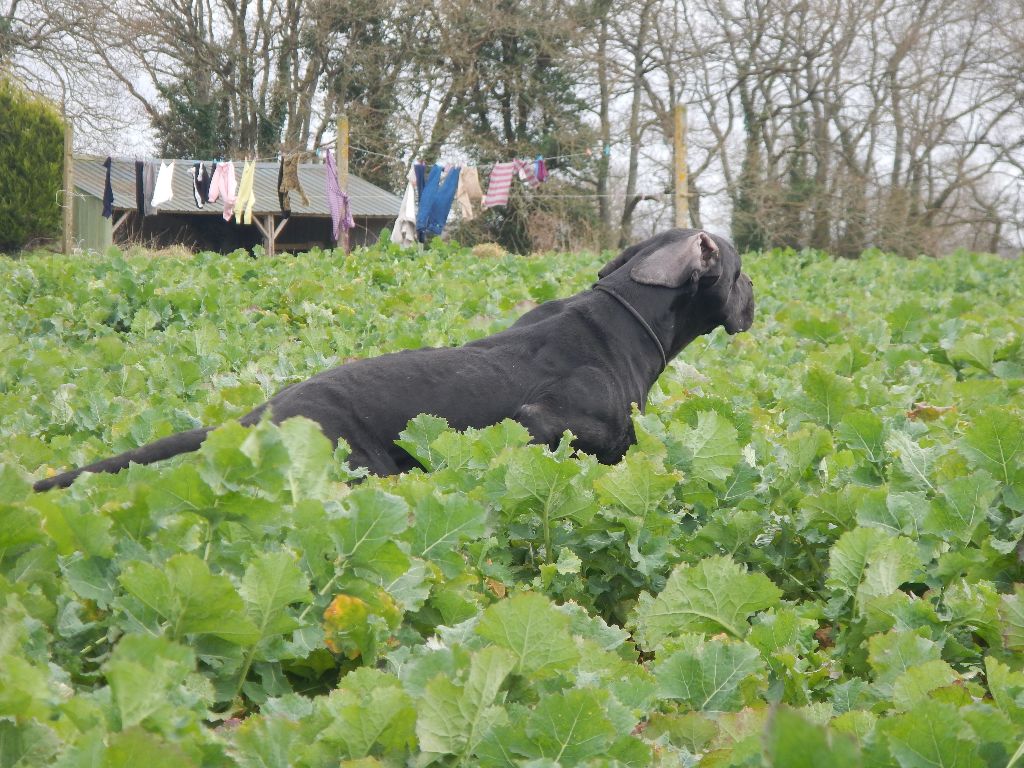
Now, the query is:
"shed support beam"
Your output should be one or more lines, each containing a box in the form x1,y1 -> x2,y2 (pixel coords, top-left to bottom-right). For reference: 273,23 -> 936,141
111,211 -> 131,235
251,214 -> 277,257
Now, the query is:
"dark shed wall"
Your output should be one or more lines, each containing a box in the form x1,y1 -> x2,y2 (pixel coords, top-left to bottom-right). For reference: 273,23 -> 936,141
111,210 -> 392,253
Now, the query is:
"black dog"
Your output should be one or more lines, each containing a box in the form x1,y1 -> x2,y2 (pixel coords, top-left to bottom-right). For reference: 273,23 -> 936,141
34,229 -> 754,491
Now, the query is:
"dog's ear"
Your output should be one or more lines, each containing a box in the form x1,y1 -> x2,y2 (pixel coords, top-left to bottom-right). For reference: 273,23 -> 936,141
630,231 -> 719,288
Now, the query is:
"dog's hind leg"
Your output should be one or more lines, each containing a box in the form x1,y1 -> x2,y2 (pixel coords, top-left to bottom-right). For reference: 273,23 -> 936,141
33,427 -> 213,492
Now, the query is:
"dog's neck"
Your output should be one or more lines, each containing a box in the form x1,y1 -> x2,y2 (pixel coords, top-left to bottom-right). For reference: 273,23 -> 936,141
599,275 -> 704,354
585,282 -> 686,410
592,284 -> 667,370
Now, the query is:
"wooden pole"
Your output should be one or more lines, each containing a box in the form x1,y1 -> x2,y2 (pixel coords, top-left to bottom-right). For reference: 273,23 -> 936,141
338,114 -> 350,254
62,117 -> 73,254
673,103 -> 688,229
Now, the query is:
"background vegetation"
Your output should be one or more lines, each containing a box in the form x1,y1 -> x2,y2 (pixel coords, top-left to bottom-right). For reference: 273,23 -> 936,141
4,0 -> 1023,255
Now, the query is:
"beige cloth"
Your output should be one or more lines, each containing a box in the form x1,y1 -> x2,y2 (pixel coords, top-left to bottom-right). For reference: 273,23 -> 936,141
391,168 -> 418,248
279,154 -> 310,211
455,166 -> 483,220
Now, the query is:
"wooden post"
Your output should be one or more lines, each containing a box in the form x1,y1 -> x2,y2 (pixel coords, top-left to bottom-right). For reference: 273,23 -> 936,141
62,117 -> 73,254
673,103 -> 688,228
338,114 -> 350,254
251,215 -> 275,256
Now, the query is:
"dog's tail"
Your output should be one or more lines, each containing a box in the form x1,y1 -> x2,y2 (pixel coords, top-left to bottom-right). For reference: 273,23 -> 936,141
33,427 -> 213,492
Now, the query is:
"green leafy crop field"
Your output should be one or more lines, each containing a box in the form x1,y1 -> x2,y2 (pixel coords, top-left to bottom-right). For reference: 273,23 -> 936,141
1,241 -> 1023,767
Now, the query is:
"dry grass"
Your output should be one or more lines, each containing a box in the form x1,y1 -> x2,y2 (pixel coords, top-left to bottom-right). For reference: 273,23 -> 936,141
470,242 -> 507,259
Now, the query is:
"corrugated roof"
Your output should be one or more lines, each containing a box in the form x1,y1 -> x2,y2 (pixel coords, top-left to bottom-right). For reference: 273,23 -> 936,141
73,156 -> 401,218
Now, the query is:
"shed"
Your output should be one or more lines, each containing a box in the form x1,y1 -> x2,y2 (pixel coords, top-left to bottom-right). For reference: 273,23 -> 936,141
72,156 -> 403,255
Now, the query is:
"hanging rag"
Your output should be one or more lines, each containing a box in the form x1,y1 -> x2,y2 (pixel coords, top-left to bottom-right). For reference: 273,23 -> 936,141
535,156 -> 548,183
204,162 -> 215,202
134,161 -> 147,216
144,159 -> 157,214
324,149 -> 353,241
151,160 -> 175,208
278,154 -> 309,215
391,167 -> 418,248
207,161 -> 237,222
191,162 -> 210,208
454,165 -> 483,220
102,157 -> 114,218
514,158 -> 540,188
234,160 -> 256,225
482,161 -> 516,208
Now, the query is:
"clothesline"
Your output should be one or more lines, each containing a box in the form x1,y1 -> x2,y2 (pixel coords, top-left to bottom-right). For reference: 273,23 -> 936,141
110,143 -> 607,170
348,143 -> 608,169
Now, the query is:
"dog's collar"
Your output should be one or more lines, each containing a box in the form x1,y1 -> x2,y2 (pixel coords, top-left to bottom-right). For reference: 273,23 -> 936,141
592,283 -> 668,372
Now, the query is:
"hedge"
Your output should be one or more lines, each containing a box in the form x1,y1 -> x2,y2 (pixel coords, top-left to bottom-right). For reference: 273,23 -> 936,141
0,78 -> 63,253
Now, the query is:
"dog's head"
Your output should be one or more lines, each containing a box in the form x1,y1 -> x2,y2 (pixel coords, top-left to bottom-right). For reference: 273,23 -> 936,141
596,229 -> 755,355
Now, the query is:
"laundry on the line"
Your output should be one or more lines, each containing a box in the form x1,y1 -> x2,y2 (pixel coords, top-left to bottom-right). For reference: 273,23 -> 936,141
91,146 -> 553,241
102,157 -> 114,219
278,154 -> 309,215
234,159 -> 256,225
191,162 -> 210,209
207,160 -> 237,222
151,160 -> 175,208
325,149 -> 353,241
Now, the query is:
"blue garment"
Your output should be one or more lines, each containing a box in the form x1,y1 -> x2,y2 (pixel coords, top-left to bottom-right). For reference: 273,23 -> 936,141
414,162 -> 426,201
416,164 -> 461,241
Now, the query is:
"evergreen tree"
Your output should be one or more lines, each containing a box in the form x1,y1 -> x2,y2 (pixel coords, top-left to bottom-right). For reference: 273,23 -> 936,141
0,78 -> 62,253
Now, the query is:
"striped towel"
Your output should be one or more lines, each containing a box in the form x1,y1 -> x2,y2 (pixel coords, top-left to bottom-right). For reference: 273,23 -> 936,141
515,158 -> 540,188
483,161 -> 516,208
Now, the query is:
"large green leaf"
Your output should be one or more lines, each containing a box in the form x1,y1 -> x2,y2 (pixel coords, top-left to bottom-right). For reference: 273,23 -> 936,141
118,553 -> 259,643
885,700 -> 986,768
330,488 -> 409,566
513,688 -> 619,763
102,634 -> 196,729
827,526 -> 920,614
670,410 -> 742,486
317,667 -> 417,759
395,414 -> 451,471
961,408 -> 1024,509
655,638 -> 764,712
416,646 -> 516,760
886,431 -> 942,493
867,630 -> 941,687
477,690 -> 633,766
923,471 -> 999,542
239,550 -> 311,642
999,585 -> 1024,651
475,592 -> 580,678
631,555 -> 782,648
766,707 -> 862,767
406,492 -> 487,559
499,443 -> 595,524
797,366 -> 855,428
278,416 -> 336,501
594,451 -> 679,518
